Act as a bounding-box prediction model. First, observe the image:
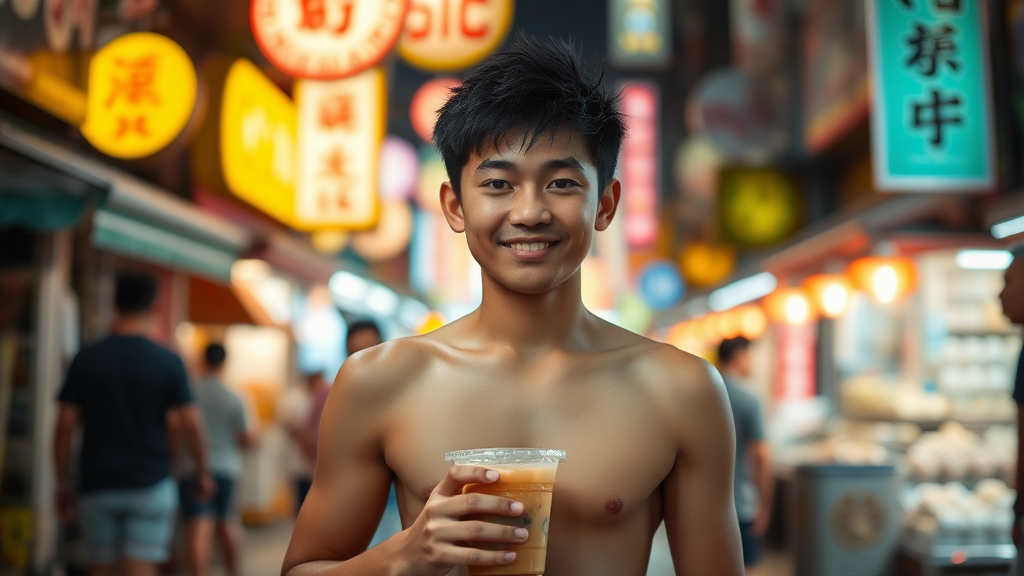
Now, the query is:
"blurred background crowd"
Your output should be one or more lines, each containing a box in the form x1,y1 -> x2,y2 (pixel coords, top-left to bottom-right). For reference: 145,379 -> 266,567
2,0 -> 1024,575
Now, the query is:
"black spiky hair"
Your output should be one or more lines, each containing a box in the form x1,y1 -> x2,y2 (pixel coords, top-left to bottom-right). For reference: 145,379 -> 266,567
432,35 -> 626,199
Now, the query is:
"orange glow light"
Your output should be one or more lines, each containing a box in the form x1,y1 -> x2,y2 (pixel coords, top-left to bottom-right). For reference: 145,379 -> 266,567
737,305 -> 768,339
410,77 -> 460,143
766,288 -> 818,326
802,274 -> 854,319
848,256 -> 918,304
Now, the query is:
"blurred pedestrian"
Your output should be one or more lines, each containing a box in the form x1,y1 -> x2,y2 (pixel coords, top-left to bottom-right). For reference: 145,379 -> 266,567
1003,245 -> 1024,567
718,337 -> 774,576
179,343 -> 256,576
307,320 -> 384,452
284,371 -> 328,512
54,273 -> 213,576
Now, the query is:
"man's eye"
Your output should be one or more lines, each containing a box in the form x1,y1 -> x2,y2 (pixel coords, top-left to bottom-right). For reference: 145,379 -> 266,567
550,179 -> 579,189
484,180 -> 509,190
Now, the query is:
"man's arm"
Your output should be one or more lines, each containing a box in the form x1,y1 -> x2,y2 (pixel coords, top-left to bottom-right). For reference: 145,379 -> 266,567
749,440 -> 774,536
659,352 -> 744,576
171,404 -> 214,499
282,344 -> 529,576
53,403 -> 79,524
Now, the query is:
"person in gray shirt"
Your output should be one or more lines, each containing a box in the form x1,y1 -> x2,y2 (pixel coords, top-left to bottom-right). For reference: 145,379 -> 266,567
718,337 -> 773,575
178,343 -> 255,576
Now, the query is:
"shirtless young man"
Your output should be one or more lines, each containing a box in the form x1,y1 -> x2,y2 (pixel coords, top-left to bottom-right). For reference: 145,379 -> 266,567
282,38 -> 743,576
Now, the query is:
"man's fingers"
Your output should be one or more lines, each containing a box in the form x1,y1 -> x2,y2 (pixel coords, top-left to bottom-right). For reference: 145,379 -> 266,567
432,520 -> 530,544
433,492 -> 524,518
433,545 -> 518,567
433,465 -> 499,497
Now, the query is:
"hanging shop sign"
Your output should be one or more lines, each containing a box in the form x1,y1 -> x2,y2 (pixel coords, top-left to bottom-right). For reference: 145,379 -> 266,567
678,242 -> 735,288
398,0 -> 513,72
0,0 -> 97,52
251,0 -> 408,79
730,0 -> 785,76
608,0 -> 671,69
618,81 -> 659,249
803,0 -> 869,154
220,58 -> 298,227
867,0 -> 995,191
380,135 -> 420,200
693,68 -> 786,163
718,168 -> 800,247
410,76 -> 460,143
776,323 -> 817,400
295,67 -> 386,230
81,32 -> 197,160
636,260 -> 685,311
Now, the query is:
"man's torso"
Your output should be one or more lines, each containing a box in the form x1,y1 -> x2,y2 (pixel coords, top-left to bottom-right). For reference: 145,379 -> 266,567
192,377 -> 245,477
62,335 -> 187,492
722,379 -> 762,522
370,330 -> 690,575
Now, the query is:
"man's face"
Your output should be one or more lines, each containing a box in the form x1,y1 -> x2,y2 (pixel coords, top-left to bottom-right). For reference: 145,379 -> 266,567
439,128 -> 620,295
347,329 -> 381,356
1001,259 -> 1024,325
731,347 -> 753,379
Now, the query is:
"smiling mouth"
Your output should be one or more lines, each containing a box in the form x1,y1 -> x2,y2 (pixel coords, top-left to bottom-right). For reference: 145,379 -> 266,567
500,241 -> 560,253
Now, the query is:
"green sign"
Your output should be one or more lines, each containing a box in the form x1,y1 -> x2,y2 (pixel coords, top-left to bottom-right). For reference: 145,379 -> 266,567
867,0 -> 994,191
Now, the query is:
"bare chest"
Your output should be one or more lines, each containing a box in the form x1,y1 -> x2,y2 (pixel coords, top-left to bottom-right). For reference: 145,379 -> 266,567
382,368 -> 677,527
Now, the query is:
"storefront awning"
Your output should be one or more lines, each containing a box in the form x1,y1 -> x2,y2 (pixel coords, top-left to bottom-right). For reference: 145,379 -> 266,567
0,121 -> 253,279
0,146 -> 105,231
251,232 -> 342,285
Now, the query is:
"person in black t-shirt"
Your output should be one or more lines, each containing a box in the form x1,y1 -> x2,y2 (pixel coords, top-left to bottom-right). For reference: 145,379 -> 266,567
54,273 -> 213,576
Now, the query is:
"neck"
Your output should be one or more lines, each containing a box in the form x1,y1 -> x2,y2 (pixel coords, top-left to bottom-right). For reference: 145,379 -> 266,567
111,314 -> 152,337
472,269 -> 593,353
720,367 -> 744,380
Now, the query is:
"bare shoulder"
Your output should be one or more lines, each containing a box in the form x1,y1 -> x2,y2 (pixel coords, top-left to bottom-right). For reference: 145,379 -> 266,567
617,335 -> 730,429
328,335 -> 440,413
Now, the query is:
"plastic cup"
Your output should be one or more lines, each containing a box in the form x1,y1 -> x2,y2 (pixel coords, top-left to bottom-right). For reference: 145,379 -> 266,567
445,448 -> 567,576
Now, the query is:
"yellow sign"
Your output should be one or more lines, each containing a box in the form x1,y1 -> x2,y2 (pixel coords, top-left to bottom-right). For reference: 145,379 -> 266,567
220,59 -> 298,227
81,32 -> 197,159
398,0 -> 514,72
295,67 -> 386,230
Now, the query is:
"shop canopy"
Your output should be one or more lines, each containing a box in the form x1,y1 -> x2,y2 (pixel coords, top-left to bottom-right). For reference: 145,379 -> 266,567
0,121 -> 251,282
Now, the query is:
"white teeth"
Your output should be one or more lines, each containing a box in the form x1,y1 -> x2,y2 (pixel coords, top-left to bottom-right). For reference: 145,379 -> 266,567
508,242 -> 551,252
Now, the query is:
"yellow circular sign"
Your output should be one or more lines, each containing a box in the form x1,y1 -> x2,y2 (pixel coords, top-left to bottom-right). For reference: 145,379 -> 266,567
398,0 -> 514,72
81,32 -> 197,159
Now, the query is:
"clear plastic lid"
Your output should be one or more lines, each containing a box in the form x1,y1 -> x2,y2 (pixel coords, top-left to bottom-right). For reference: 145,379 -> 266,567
445,448 -> 567,466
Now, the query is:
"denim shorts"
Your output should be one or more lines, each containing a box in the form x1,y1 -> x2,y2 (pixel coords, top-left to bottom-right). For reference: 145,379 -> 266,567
77,477 -> 177,564
179,475 -> 236,520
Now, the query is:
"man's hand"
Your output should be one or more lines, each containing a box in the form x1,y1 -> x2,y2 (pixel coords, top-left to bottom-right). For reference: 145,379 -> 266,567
195,473 -> 216,502
751,505 -> 771,537
56,484 -> 77,526
396,465 -> 528,576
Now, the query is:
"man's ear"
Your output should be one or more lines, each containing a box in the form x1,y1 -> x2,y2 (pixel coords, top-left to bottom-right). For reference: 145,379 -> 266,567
440,181 -> 465,233
595,178 -> 621,232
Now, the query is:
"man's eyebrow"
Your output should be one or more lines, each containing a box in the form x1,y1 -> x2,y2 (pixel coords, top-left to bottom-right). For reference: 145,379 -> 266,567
544,157 -> 586,172
475,158 -> 518,172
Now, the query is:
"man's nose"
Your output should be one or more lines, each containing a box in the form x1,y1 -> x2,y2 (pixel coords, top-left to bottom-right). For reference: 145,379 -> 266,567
508,185 -> 551,227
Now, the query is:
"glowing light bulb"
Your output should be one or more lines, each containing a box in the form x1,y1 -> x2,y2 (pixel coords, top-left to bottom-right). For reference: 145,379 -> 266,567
821,283 -> 850,317
784,294 -> 810,325
873,265 -> 898,304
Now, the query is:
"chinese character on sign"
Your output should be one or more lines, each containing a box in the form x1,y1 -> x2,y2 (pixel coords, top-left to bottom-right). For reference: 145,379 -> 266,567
320,147 -> 351,208
897,0 -> 961,12
299,0 -> 354,34
319,94 -> 354,130
905,22 -> 960,76
911,88 -> 963,146
105,55 -> 161,139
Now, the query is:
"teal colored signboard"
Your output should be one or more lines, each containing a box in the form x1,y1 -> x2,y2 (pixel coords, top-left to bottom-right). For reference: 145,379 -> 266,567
867,0 -> 994,191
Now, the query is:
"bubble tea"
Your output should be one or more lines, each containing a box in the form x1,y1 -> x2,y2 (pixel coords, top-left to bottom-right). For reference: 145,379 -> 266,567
445,449 -> 566,576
